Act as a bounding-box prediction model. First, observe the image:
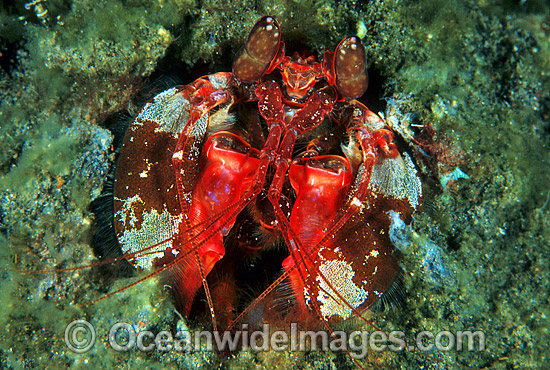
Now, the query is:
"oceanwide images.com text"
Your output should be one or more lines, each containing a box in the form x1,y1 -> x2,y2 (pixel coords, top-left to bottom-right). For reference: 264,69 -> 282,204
65,320 -> 486,358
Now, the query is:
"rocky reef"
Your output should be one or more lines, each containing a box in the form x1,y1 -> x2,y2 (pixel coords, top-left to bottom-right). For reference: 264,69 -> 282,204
0,0 -> 548,369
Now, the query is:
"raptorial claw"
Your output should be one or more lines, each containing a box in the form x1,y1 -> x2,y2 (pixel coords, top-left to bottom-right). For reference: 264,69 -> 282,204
169,131 -> 260,315
283,155 -> 352,315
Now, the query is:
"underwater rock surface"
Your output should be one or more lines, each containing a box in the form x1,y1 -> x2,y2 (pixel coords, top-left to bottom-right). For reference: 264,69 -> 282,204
1,0 -> 549,369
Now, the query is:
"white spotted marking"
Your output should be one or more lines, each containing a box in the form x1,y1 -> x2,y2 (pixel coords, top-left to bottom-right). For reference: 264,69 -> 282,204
114,194 -> 143,229
118,208 -> 183,269
351,197 -> 362,209
316,259 -> 368,320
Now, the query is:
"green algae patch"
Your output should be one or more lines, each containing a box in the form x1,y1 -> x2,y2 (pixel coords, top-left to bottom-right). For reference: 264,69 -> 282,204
2,117 -> 71,187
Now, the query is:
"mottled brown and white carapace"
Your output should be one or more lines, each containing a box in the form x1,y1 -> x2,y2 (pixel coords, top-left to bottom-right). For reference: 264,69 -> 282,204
114,87 -> 189,268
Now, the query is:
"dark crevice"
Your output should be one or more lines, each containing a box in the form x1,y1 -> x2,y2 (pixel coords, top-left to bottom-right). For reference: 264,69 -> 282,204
0,40 -> 19,77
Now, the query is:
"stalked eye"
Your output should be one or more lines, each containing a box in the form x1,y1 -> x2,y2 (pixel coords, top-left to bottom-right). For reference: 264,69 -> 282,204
333,36 -> 368,99
232,16 -> 282,83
